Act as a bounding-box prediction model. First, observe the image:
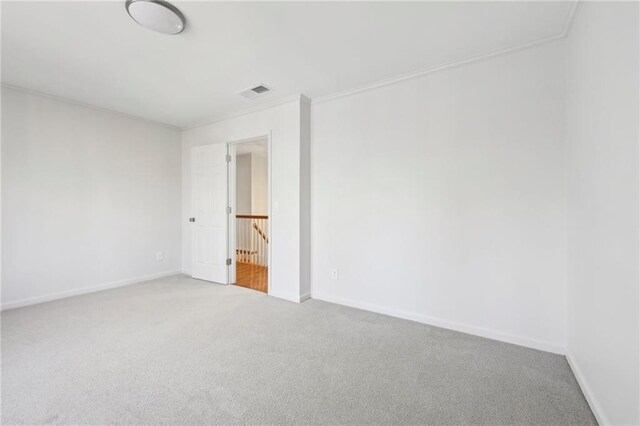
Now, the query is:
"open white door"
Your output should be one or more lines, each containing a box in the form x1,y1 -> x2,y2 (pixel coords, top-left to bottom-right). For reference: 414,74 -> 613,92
190,143 -> 229,284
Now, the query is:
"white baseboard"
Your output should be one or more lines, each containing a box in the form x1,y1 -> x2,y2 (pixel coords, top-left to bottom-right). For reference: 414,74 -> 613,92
311,291 -> 565,355
1,270 -> 182,311
269,289 -> 310,303
566,352 -> 607,425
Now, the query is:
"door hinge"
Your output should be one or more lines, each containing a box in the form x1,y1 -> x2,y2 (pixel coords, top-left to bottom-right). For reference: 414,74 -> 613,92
226,258 -> 232,266
226,154 -> 231,163
226,206 -> 232,214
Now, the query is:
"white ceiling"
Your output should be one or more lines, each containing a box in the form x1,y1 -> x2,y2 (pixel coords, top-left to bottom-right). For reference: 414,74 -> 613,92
1,1 -> 575,128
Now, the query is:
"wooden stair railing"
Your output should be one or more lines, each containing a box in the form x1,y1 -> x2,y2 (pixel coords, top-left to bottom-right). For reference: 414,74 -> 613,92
252,222 -> 269,243
236,215 -> 269,266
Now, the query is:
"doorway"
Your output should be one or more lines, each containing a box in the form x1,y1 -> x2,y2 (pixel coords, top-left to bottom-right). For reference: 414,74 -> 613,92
229,137 -> 269,293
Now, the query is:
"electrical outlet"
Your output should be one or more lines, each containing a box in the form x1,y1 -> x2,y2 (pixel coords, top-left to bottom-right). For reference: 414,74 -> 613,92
331,268 -> 339,280
156,251 -> 164,262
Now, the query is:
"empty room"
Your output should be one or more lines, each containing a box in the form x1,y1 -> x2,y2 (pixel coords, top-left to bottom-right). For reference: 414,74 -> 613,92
1,1 -> 638,425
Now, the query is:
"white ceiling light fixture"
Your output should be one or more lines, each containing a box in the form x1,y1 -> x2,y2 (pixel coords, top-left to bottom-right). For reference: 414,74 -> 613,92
125,0 -> 186,35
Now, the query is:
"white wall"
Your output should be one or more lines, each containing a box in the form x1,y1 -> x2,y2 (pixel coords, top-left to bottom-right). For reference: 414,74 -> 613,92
311,41 -> 567,353
1,87 -> 182,309
236,154 -> 252,215
565,3 -> 639,425
251,153 -> 268,215
182,97 -> 310,302
236,150 -> 268,216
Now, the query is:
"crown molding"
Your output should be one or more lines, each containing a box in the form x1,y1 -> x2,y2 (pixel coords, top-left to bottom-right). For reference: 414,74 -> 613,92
0,83 -> 180,130
182,1 -> 579,127
183,94 -> 306,130
3,1 -> 580,129
561,1 -> 580,38
312,1 -> 579,106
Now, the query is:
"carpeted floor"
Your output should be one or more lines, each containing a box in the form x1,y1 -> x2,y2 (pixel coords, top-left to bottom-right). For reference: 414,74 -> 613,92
1,274 -> 595,425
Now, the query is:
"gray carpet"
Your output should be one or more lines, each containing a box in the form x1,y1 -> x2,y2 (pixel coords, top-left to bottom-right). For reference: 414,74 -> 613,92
2,275 -> 595,425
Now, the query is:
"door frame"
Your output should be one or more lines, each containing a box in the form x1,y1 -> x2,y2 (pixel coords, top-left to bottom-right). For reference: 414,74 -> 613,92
227,133 -> 272,294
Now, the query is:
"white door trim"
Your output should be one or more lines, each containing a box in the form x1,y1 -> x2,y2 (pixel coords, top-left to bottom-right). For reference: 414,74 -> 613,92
228,133 -> 272,295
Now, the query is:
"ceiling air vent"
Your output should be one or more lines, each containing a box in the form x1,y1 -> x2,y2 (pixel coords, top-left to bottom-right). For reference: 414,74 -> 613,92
239,84 -> 272,100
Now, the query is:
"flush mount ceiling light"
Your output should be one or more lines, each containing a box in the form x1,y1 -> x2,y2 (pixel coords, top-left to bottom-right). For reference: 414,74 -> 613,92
125,0 -> 186,35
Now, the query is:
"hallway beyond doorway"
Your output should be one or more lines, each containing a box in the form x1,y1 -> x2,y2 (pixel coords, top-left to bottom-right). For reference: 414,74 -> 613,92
235,262 -> 268,293
232,137 -> 269,294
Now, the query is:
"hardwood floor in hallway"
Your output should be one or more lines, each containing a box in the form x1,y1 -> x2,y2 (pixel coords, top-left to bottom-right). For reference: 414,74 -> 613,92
235,262 -> 268,293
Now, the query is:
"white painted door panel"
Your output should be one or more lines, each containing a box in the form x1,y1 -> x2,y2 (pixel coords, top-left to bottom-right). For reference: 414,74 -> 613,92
191,144 -> 228,283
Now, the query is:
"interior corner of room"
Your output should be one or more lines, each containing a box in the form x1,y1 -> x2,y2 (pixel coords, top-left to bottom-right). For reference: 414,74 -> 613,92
0,1 -> 638,425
